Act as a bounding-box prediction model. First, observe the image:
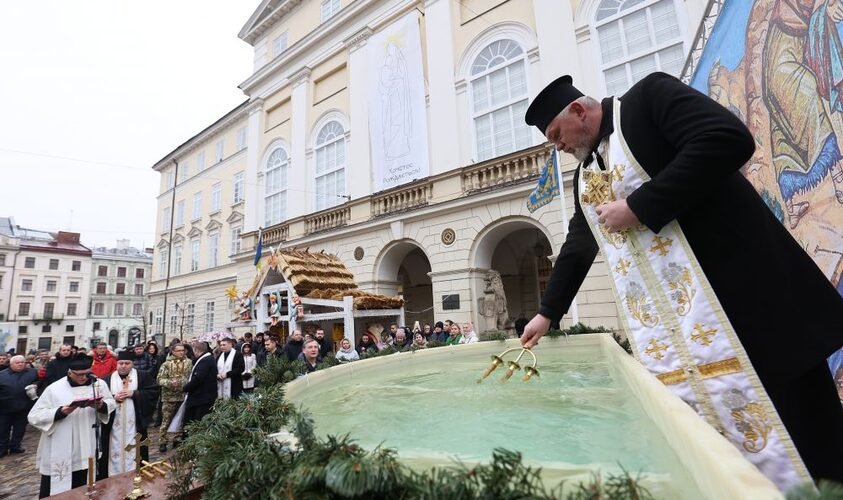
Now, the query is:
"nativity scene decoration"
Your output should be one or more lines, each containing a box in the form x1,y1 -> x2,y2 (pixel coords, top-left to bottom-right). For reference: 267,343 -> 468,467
226,248 -> 404,344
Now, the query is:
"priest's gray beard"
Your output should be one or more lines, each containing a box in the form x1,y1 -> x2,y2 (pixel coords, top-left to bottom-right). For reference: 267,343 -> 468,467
571,147 -> 591,162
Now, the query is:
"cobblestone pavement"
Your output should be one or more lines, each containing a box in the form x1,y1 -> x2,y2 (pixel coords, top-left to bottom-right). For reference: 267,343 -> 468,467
0,426 -> 174,499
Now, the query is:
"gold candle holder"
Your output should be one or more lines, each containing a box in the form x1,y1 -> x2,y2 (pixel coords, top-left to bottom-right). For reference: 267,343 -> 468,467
123,433 -> 152,499
124,476 -> 150,500
477,347 -> 539,384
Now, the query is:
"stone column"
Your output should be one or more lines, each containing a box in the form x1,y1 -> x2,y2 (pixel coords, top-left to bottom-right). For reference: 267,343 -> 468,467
343,28 -> 373,201
424,0 -> 461,175
243,98 -> 264,234
533,0 -> 583,87
288,68 -> 311,218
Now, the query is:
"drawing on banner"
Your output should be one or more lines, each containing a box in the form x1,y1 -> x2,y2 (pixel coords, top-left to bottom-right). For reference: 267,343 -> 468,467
368,12 -> 429,192
380,40 -> 411,160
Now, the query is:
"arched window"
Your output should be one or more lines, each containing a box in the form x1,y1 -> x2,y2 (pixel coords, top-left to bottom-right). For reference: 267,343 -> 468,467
264,147 -> 288,226
470,39 -> 531,162
314,121 -> 346,211
595,0 -> 684,96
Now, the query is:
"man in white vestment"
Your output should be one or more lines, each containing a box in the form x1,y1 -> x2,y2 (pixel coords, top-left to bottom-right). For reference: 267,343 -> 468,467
28,355 -> 116,498
97,350 -> 160,479
216,337 -> 244,400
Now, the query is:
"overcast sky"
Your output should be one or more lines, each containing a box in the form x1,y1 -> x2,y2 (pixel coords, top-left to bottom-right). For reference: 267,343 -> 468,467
0,1 -> 256,250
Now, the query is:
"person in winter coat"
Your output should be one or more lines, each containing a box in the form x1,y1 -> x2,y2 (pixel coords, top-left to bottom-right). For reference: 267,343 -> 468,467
459,323 -> 479,344
444,324 -> 462,345
356,333 -> 380,355
241,343 -> 257,393
335,339 -> 360,362
43,344 -> 75,388
90,343 -> 117,379
0,355 -> 38,456
283,330 -> 305,362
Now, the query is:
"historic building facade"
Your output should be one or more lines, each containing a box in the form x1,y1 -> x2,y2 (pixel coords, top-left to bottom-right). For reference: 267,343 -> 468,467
87,241 -> 152,349
149,0 -> 707,340
4,226 -> 93,353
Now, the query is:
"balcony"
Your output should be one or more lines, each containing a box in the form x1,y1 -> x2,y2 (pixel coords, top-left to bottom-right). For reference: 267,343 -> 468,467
371,180 -> 433,218
33,313 -> 64,325
242,143 -> 556,251
263,225 -> 289,245
462,144 -> 551,194
305,205 -> 350,235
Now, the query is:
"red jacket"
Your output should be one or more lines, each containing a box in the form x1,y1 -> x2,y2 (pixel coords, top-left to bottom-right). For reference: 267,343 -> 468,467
91,351 -> 117,379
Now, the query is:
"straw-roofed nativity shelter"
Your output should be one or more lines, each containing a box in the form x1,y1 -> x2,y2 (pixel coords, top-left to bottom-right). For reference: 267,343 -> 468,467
274,250 -> 404,309
237,249 -> 405,343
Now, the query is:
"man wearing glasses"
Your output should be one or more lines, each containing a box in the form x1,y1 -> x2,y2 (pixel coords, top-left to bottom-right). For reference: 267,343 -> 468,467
28,355 -> 116,498
155,343 -> 192,453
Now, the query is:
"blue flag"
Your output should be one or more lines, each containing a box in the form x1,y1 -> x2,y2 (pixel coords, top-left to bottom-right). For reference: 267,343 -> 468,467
253,228 -> 263,266
527,150 -> 560,213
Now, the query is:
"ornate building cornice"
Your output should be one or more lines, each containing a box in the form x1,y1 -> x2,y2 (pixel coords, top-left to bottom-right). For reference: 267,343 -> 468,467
240,0 -> 307,45
289,67 -> 312,88
343,27 -> 373,52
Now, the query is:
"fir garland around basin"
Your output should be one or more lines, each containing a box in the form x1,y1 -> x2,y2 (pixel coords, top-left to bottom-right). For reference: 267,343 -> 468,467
167,380 -> 657,500
166,327 -> 841,499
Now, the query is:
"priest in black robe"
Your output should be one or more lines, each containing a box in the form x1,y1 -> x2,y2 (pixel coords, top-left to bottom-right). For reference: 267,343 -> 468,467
522,72 -> 843,483
97,350 -> 160,480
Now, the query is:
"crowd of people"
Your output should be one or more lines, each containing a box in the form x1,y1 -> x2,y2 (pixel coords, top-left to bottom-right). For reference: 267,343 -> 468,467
0,336 -> 263,497
0,318 -> 482,497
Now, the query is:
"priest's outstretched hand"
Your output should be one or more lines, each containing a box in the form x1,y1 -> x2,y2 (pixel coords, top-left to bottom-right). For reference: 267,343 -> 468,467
520,314 -> 551,349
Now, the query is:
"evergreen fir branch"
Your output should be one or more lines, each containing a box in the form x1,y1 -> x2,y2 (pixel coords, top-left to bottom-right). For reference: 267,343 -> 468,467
479,330 -> 509,342
255,354 -> 308,386
786,480 -> 843,500
545,322 -> 612,338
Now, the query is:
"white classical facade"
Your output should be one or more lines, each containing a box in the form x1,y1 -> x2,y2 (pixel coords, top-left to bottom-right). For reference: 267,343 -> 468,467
87,241 -> 152,349
149,0 -> 707,341
148,104 -> 251,344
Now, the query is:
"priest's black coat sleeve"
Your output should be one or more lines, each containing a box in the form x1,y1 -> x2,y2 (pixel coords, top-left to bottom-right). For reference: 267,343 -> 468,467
132,370 -> 160,430
228,352 -> 245,379
537,168 -> 599,322
624,73 -> 755,233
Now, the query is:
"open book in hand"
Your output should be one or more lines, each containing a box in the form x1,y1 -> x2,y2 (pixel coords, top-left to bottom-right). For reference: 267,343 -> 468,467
69,395 -> 104,408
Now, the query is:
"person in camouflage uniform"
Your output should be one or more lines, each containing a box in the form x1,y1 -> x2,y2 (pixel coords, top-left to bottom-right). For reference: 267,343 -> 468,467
155,343 -> 192,452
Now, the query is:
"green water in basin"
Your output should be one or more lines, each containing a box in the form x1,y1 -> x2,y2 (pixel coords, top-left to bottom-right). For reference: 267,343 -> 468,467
292,343 -> 701,498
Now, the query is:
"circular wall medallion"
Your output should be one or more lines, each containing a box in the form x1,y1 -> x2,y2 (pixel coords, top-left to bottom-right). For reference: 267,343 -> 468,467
441,228 -> 456,246
354,246 -> 365,261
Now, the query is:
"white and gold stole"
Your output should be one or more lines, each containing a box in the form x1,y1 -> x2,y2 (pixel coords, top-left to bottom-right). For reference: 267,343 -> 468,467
108,369 -> 138,475
577,98 -> 810,490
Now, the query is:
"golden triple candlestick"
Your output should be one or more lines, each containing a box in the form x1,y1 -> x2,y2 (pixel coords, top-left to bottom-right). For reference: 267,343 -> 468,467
477,347 -> 539,383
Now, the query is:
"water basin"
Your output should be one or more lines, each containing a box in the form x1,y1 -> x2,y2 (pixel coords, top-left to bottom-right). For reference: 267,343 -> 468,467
285,334 -> 781,499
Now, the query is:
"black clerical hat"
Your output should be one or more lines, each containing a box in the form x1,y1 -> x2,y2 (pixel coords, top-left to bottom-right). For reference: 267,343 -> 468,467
68,355 -> 93,370
525,75 -> 584,136
117,350 -> 135,361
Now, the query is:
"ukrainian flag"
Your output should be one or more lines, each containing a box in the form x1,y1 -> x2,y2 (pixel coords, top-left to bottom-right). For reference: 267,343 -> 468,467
253,228 -> 263,266
527,150 -> 560,213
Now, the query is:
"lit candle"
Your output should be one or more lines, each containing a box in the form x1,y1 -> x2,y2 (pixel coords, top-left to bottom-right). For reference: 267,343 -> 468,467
88,457 -> 94,486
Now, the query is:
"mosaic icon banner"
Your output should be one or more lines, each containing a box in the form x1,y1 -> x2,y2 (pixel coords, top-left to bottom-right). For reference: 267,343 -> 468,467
688,0 -> 843,387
